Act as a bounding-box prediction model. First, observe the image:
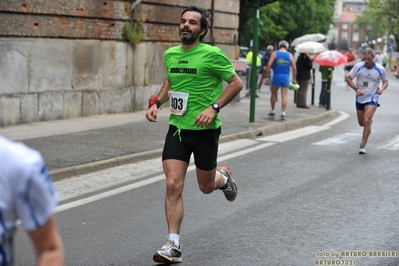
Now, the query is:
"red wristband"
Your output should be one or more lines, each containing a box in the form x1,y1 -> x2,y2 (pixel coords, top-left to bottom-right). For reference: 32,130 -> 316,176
148,95 -> 161,109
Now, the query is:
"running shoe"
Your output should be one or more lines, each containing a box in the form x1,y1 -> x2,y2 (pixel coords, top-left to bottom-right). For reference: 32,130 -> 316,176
359,144 -> 367,154
281,114 -> 286,120
268,111 -> 275,117
153,240 -> 182,263
219,165 -> 237,202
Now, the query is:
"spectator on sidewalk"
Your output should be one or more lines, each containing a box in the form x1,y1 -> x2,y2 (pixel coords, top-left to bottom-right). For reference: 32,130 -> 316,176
295,53 -> 313,108
145,5 -> 242,264
264,40 -> 297,120
318,65 -> 334,108
374,50 -> 384,66
0,136 -> 64,266
258,45 -> 274,91
246,47 -> 261,97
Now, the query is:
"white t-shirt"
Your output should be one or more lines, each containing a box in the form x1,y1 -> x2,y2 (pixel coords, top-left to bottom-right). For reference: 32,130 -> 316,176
374,54 -> 384,65
348,62 -> 387,104
0,136 -> 58,265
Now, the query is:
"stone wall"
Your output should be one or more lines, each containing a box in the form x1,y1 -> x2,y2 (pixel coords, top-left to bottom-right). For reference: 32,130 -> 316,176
0,0 -> 240,126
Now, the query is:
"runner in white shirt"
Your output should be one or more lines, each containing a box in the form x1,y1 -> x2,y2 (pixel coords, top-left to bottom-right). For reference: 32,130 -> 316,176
345,48 -> 389,155
0,136 -> 64,266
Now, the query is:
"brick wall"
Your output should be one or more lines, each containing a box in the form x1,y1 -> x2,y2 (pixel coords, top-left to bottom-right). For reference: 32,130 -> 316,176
0,0 -> 239,44
0,0 -> 241,126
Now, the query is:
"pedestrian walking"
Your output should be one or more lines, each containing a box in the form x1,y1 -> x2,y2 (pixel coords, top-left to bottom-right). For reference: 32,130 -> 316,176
264,40 -> 297,120
345,48 -> 388,154
295,53 -> 313,108
145,5 -> 242,264
318,65 -> 334,108
258,45 -> 274,91
0,135 -> 64,266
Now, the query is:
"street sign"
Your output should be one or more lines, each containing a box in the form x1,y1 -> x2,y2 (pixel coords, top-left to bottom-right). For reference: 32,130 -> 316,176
388,44 -> 394,51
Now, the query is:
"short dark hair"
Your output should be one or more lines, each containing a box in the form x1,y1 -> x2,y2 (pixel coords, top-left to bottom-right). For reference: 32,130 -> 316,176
181,6 -> 210,42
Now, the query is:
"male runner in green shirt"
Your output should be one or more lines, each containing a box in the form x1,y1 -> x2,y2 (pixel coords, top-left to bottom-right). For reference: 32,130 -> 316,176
145,5 -> 243,264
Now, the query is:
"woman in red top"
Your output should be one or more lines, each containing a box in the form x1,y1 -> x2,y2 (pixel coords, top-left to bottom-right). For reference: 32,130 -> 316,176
344,48 -> 356,89
344,48 -> 356,77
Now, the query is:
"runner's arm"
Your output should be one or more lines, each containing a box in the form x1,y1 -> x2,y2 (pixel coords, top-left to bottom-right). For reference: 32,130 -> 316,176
345,74 -> 362,95
215,74 -> 243,108
28,216 -> 64,266
378,79 -> 389,94
145,79 -> 171,122
195,74 -> 243,127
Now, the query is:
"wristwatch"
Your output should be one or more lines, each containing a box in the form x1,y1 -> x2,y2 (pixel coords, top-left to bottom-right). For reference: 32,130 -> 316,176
211,103 -> 220,113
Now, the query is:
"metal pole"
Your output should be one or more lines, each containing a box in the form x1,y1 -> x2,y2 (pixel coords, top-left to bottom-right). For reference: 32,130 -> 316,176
326,68 -> 332,110
311,68 -> 315,105
249,6 -> 260,122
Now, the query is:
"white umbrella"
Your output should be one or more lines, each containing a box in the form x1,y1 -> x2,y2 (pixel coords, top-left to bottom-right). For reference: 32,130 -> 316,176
291,33 -> 326,46
294,41 -> 327,54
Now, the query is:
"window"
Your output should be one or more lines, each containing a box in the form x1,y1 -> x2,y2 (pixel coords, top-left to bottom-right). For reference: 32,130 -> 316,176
352,32 -> 359,42
342,24 -> 348,30
342,32 -> 348,41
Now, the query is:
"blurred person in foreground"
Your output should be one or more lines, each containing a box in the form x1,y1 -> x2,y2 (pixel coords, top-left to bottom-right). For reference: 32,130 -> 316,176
0,135 -> 64,266
345,48 -> 388,154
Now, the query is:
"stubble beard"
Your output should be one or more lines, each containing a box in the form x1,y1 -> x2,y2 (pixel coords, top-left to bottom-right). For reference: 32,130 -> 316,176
180,29 -> 201,45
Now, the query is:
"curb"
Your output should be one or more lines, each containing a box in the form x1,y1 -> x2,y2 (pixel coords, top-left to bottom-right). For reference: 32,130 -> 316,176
49,110 -> 338,181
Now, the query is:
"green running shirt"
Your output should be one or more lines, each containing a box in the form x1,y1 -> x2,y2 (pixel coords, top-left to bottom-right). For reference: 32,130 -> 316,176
164,43 -> 236,130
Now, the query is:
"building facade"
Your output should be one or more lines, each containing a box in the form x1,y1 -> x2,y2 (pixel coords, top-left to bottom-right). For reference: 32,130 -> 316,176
0,0 -> 240,126
327,0 -> 365,52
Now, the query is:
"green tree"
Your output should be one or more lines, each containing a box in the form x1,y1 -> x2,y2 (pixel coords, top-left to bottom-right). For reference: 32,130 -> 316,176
239,0 -> 335,48
355,0 -> 399,51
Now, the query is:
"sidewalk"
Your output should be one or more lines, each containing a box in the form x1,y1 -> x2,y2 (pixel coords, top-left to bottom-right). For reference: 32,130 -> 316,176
0,84 -> 337,181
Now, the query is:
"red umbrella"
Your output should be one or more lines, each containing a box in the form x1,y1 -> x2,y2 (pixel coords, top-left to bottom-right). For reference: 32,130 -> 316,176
313,50 -> 348,66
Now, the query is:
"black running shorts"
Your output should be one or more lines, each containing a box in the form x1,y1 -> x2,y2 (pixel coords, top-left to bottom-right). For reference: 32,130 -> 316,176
162,125 -> 221,171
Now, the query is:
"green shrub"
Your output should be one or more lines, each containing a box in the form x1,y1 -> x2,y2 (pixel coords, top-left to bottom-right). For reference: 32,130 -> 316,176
122,21 -> 143,44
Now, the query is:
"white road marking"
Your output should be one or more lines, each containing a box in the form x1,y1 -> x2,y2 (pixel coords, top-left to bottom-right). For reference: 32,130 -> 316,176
55,142 -> 275,213
257,125 -> 330,142
323,111 -> 350,127
55,111 -> 351,213
312,132 -> 361,146
379,135 -> 399,150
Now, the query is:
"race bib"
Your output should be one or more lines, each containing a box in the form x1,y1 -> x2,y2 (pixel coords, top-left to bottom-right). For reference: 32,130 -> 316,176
359,77 -> 373,90
168,91 -> 189,115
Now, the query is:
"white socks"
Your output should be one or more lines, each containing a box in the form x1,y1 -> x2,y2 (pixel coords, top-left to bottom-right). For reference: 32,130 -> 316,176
169,233 -> 180,247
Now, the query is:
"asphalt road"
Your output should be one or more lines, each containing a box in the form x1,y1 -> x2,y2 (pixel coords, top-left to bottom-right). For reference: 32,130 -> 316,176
14,67 -> 399,266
